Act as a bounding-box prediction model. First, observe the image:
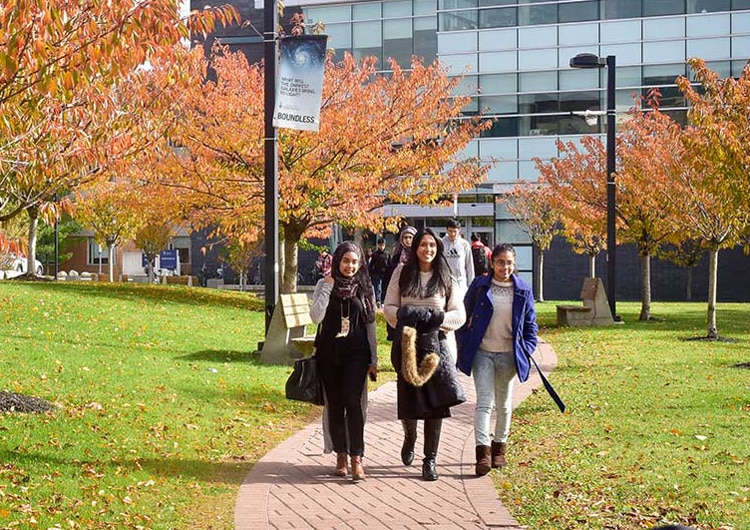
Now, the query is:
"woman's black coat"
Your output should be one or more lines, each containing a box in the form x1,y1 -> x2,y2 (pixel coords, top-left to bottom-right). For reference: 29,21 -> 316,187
390,305 -> 465,419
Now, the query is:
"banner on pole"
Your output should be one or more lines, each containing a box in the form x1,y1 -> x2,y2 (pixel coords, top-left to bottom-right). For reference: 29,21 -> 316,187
273,35 -> 328,132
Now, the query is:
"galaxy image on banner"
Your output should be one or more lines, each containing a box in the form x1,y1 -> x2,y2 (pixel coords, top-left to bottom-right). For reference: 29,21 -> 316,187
274,35 -> 328,132
280,35 -> 327,72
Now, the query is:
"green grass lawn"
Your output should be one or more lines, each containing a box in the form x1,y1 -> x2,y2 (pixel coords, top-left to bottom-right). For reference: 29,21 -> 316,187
497,301 -> 749,530
1,282 -> 747,529
0,281 -> 332,529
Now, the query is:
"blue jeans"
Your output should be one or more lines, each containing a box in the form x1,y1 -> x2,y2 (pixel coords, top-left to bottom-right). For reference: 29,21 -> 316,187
472,348 -> 517,446
372,273 -> 384,304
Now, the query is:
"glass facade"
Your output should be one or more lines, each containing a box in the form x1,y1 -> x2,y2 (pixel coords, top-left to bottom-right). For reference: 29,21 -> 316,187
304,0 -> 750,181
300,0 -> 750,253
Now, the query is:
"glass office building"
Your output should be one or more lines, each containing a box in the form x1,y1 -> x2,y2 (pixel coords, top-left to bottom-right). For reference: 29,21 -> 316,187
246,0 -> 750,295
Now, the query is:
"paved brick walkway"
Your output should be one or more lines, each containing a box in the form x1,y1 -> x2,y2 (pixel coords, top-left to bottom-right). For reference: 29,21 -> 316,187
235,341 -> 558,529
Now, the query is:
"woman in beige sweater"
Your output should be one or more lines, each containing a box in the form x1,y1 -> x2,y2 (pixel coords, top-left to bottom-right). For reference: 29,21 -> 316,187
383,228 -> 466,481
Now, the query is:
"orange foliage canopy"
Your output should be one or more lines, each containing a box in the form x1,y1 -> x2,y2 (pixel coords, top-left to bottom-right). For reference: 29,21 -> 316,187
134,46 -> 493,288
535,136 -> 609,257
0,0 -> 238,221
616,90 -> 684,256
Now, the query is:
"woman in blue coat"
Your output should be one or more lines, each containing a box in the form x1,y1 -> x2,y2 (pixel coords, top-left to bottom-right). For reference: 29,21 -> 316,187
456,243 -> 538,476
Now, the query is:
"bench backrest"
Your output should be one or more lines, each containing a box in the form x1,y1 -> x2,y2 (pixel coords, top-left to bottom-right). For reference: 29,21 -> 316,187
580,277 -> 598,301
280,293 -> 313,329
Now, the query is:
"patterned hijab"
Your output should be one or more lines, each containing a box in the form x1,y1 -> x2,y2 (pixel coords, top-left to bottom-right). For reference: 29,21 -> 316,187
330,241 -> 376,320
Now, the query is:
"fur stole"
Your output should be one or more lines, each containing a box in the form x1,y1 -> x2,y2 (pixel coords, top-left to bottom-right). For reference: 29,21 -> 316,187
401,326 -> 440,387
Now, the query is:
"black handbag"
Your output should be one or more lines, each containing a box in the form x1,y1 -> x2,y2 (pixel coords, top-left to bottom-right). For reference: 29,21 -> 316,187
285,355 -> 324,405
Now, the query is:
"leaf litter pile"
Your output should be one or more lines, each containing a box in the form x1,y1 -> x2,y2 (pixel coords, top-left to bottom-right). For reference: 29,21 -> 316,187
0,391 -> 55,413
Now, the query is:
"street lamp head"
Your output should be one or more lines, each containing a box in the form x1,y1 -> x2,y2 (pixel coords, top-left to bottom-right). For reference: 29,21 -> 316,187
570,53 -> 605,69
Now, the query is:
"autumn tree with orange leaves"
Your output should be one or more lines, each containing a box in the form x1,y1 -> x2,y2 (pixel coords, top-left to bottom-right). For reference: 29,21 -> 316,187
0,0 -> 238,277
73,181 -> 145,282
135,46 -> 493,293
535,136 -> 610,280
505,181 -> 561,302
672,58 -> 750,339
615,90 -> 684,321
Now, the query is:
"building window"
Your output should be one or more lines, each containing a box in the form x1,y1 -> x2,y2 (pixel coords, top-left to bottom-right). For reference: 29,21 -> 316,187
559,0 -> 599,23
644,0 -> 686,17
601,0 -> 643,20
171,236 -> 191,265
518,0 -> 557,26
479,0 -> 516,28
688,0 -> 731,12
88,238 -> 109,265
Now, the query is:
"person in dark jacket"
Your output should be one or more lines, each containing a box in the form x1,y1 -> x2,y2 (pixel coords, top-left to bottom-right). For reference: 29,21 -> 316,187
383,228 -> 466,481
456,243 -> 538,476
310,242 -> 378,482
368,238 -> 390,306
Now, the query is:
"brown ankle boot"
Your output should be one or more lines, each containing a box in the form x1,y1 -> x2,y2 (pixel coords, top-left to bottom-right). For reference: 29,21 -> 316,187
350,455 -> 365,482
491,442 -> 507,468
335,452 -> 348,477
475,445 -> 491,476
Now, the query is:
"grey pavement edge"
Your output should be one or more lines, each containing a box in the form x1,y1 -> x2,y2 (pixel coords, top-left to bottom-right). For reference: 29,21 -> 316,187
235,340 -> 558,530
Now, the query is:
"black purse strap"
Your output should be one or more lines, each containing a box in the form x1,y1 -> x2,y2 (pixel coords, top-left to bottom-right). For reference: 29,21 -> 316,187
527,353 -> 566,413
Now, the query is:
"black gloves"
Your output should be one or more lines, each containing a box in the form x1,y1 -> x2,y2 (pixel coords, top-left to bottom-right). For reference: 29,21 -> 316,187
418,309 -> 444,333
397,305 -> 444,331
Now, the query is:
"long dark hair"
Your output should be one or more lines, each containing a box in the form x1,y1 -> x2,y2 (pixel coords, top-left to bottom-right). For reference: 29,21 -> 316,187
330,241 -> 376,323
398,227 -> 453,301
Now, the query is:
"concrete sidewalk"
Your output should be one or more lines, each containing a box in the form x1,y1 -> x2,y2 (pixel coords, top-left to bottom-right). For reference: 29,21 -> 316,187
235,341 -> 558,529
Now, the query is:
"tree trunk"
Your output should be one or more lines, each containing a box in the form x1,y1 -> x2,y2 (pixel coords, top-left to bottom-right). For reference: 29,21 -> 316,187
147,254 -> 156,282
108,244 -> 115,283
26,207 -> 40,277
686,267 -> 693,301
282,234 -> 298,294
706,249 -> 718,339
639,251 -> 651,321
533,248 -> 544,302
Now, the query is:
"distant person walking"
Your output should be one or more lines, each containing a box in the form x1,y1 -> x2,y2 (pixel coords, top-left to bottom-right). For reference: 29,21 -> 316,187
442,219 -> 474,294
310,242 -> 378,481
314,248 -> 333,279
384,225 -> 416,340
385,225 -> 416,289
456,243 -> 538,476
383,228 -> 466,481
470,233 -> 491,276
368,238 -> 390,306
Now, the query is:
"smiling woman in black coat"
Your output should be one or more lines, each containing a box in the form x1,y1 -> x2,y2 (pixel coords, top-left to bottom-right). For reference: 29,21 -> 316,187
383,228 -> 466,481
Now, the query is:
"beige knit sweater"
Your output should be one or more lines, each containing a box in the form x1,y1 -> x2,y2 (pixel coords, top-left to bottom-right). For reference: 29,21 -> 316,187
383,264 -> 466,332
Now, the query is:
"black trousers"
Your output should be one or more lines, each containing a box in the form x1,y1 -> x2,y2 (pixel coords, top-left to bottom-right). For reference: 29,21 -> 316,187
318,350 -> 369,456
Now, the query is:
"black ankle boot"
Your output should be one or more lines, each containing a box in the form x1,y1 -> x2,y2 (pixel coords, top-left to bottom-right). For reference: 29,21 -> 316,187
401,420 -> 418,466
422,458 -> 438,481
421,418 -> 442,481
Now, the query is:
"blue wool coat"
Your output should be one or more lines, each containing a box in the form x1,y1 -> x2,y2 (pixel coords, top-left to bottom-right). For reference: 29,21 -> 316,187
455,274 -> 538,382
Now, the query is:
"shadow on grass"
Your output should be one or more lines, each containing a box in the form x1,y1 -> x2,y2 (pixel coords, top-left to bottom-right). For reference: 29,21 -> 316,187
19,280 -> 265,311
0,449 -> 252,485
176,349 -> 262,364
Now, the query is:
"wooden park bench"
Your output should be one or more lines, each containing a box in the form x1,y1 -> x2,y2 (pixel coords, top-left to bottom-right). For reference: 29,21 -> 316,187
260,293 -> 316,365
556,277 -> 614,326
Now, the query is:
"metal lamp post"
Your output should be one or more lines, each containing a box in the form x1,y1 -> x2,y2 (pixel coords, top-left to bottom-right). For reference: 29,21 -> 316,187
264,0 -> 279,331
569,53 -> 617,320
